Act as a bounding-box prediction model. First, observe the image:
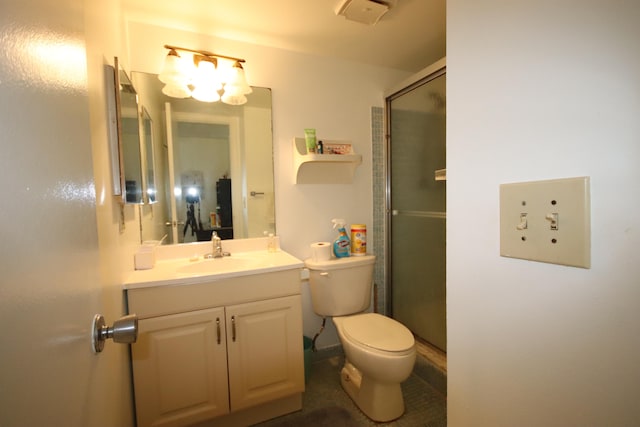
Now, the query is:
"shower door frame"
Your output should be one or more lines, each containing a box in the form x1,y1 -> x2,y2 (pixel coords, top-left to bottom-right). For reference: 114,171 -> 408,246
384,58 -> 446,345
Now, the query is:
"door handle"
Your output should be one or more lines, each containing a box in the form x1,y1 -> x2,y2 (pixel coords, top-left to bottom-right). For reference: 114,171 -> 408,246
92,314 -> 138,353
216,318 -> 221,344
231,315 -> 236,342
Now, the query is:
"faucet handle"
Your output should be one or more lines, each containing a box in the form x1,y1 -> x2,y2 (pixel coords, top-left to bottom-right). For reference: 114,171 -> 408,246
211,231 -> 219,241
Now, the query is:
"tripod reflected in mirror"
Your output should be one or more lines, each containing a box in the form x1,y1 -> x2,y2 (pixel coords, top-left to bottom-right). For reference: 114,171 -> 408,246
183,193 -> 203,237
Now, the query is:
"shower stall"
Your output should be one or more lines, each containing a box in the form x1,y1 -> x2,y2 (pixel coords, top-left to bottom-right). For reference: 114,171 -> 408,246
386,63 -> 446,352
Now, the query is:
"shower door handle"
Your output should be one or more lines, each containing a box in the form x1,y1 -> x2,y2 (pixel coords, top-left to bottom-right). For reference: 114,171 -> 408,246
391,209 -> 446,219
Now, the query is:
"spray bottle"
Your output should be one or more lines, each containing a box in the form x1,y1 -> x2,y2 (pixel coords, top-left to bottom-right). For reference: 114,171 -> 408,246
331,218 -> 351,258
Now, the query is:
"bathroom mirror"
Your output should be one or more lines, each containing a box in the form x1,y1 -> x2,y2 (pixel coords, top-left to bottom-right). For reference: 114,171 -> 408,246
131,71 -> 275,245
112,58 -> 144,204
140,107 -> 157,204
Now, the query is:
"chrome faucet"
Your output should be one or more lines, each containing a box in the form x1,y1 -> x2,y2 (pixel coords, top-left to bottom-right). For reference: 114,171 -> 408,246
211,231 -> 223,258
204,231 -> 230,259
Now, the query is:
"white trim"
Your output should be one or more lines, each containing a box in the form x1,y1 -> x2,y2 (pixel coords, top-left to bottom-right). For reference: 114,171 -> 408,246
384,57 -> 446,99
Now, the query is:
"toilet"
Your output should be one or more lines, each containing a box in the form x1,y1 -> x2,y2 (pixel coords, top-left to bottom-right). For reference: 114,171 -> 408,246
305,255 -> 416,422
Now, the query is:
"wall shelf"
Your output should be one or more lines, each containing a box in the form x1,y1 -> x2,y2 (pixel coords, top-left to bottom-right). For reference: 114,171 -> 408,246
293,138 -> 362,184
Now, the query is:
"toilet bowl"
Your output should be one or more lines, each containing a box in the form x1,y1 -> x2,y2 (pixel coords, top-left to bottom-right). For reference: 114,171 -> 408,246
304,255 -> 416,422
333,313 -> 416,422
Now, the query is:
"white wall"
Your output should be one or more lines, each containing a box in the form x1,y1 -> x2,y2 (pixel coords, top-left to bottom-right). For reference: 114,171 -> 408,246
125,21 -> 410,347
448,1 -> 640,425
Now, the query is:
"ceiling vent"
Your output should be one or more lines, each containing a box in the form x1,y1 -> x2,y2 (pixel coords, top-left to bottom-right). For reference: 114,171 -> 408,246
335,0 -> 393,25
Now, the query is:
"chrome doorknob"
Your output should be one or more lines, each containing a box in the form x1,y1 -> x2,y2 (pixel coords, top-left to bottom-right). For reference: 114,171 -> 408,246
92,313 -> 138,353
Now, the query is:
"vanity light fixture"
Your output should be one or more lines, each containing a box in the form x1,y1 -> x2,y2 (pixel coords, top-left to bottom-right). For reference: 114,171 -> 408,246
158,44 -> 252,105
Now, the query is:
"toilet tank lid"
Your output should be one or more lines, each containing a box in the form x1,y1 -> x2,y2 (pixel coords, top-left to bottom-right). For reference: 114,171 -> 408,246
305,254 -> 375,270
342,313 -> 414,352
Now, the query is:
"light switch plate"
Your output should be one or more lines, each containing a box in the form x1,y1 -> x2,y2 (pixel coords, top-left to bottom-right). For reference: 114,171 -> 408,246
500,177 -> 590,268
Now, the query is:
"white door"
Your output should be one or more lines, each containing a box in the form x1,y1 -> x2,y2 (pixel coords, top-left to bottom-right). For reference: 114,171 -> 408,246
0,1 -> 133,426
243,106 -> 276,237
164,102 -> 180,244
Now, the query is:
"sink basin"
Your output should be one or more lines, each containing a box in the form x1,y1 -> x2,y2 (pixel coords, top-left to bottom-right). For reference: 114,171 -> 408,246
177,255 -> 264,275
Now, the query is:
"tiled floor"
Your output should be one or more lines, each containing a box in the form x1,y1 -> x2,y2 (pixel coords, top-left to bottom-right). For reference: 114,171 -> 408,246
254,346 -> 447,426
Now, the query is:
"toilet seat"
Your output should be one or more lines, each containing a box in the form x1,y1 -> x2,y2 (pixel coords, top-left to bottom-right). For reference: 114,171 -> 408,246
341,313 -> 414,353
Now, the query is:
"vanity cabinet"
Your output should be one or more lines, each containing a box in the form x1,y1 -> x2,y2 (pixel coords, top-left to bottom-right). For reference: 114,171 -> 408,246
127,269 -> 304,427
226,296 -> 303,411
132,307 -> 229,427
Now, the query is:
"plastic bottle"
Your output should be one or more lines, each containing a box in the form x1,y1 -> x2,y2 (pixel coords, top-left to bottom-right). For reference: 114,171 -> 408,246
267,233 -> 277,252
350,223 -> 366,256
331,218 -> 351,258
304,128 -> 317,153
264,231 -> 277,252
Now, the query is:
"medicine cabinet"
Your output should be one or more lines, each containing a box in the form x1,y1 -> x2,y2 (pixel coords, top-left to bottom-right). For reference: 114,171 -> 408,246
106,57 -> 145,204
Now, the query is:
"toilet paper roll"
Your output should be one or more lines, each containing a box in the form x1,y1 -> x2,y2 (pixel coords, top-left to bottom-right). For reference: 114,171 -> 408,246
310,242 -> 332,262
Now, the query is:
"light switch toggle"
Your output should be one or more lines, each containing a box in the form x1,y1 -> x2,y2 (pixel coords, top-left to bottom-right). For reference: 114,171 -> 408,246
516,213 -> 528,230
545,213 -> 558,230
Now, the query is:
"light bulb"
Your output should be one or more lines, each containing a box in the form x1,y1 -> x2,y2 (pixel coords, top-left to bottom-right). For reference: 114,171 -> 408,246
191,58 -> 221,102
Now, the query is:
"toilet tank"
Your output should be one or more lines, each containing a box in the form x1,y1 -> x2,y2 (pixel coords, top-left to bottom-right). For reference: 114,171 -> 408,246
304,255 -> 376,316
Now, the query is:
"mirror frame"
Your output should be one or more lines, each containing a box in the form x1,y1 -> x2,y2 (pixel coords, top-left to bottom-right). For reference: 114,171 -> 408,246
140,106 -> 157,204
104,60 -> 122,197
106,56 -> 144,204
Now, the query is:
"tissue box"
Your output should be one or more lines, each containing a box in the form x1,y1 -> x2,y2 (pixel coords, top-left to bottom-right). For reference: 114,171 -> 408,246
134,245 -> 156,270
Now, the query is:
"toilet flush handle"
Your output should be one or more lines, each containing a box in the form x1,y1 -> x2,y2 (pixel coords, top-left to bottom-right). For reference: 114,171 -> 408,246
320,271 -> 329,277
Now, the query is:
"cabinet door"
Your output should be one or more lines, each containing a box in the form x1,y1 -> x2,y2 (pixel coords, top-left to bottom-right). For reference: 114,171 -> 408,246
226,295 -> 304,412
131,308 -> 229,427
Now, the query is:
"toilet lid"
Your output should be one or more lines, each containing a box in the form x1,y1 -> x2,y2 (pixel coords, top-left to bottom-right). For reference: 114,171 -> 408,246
342,313 -> 414,352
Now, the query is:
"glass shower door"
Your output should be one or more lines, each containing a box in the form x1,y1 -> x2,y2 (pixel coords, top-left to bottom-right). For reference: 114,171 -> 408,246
388,71 -> 446,351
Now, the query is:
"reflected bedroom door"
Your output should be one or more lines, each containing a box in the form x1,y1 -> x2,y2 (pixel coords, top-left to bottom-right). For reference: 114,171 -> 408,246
164,102 -> 180,244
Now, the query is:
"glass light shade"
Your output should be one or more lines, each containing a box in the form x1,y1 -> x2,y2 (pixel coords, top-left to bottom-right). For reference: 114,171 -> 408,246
159,50 -> 188,85
192,85 -> 221,102
225,62 -> 252,95
221,92 -> 247,106
162,82 -> 191,98
223,83 -> 248,96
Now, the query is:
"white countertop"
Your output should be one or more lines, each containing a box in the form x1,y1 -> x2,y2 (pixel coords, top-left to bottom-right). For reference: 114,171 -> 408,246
124,238 -> 304,290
